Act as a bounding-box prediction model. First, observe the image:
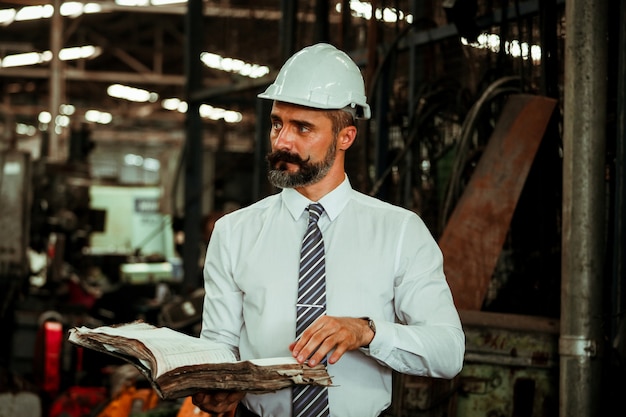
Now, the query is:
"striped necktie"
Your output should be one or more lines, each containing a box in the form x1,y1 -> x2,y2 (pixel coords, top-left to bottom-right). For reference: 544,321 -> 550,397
293,203 -> 330,417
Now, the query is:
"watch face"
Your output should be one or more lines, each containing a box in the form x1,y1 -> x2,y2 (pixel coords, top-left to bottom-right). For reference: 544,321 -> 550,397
368,319 -> 376,333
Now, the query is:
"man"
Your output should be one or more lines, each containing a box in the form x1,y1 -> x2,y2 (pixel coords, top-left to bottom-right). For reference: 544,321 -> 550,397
192,43 -> 465,417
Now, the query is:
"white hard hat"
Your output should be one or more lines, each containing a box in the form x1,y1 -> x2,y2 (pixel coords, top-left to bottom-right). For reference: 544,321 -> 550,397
258,43 -> 371,120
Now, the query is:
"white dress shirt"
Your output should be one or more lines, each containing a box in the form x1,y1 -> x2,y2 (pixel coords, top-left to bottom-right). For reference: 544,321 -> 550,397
201,175 -> 465,417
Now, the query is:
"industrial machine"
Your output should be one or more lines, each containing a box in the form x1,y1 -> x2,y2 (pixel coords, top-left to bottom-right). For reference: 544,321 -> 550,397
1,150 -> 184,409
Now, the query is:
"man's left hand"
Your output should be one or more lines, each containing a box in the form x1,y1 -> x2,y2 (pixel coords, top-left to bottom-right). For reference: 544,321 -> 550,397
289,316 -> 374,366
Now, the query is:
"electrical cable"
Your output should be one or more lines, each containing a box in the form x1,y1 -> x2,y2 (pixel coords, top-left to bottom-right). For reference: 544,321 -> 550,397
438,76 -> 522,232
361,18 -> 526,237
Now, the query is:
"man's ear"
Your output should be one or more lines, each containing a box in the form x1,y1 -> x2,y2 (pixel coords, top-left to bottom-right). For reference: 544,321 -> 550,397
338,126 -> 357,151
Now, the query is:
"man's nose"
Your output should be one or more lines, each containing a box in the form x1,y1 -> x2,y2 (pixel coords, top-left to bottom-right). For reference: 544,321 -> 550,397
273,126 -> 294,150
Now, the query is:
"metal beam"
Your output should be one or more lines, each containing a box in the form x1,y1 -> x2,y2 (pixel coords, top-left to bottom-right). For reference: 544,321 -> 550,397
1,1 -> 335,22
0,67 -> 185,85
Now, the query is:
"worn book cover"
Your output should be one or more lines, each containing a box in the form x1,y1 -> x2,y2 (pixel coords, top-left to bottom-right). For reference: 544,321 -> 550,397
67,321 -> 332,400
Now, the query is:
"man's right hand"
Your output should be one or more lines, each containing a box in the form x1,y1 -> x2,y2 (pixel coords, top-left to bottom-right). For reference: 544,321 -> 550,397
191,390 -> 245,416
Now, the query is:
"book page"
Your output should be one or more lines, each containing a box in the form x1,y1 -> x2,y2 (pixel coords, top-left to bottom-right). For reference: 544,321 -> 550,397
248,356 -> 301,367
74,322 -> 237,378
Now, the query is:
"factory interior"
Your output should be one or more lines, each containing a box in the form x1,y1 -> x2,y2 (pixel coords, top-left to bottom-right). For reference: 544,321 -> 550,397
0,0 -> 624,416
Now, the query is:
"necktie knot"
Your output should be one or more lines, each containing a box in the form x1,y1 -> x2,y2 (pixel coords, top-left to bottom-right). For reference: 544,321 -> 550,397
307,203 -> 324,224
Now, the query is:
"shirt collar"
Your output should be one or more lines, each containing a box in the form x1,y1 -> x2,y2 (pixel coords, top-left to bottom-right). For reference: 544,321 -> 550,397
282,174 -> 353,222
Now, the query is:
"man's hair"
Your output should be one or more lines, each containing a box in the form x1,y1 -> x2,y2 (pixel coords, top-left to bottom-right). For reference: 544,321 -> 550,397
325,109 -> 355,137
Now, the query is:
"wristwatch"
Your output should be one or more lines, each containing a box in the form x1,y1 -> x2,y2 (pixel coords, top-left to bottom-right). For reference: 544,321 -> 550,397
366,317 -> 376,335
361,317 -> 376,347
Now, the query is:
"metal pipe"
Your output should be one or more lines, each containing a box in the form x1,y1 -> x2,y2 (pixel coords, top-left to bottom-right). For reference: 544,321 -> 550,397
612,0 -> 626,347
560,1 -> 609,416
49,0 -> 62,161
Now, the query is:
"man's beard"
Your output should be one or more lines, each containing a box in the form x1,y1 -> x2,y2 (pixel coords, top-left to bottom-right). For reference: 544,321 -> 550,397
266,142 -> 337,189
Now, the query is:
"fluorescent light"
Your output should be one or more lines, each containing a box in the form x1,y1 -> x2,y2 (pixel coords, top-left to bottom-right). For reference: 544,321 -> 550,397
200,104 -> 242,123
85,109 -> 113,124
223,111 -> 243,123
115,0 -> 150,6
177,102 -> 188,113
200,52 -> 269,79
16,123 -> 37,136
38,112 -> 52,124
55,114 -> 71,128
161,98 -> 181,111
1,2 -> 102,24
0,8 -> 16,25
335,1 -> 413,24
1,52 -> 44,68
161,97 -> 187,113
15,5 -> 53,21
60,104 -> 76,115
0,45 -> 100,68
60,2 -> 84,17
151,0 -> 187,5
162,98 -> 241,123
59,45 -> 102,61
83,3 -> 102,14
461,33 -> 542,63
107,84 -> 158,103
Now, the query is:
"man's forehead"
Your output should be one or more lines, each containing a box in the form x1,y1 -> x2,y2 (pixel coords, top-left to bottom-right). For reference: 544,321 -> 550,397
271,101 -> 326,113
270,101 -> 331,122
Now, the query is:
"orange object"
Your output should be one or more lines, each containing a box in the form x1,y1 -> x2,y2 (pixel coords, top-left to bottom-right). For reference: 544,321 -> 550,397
96,386 -> 159,417
176,396 -> 236,417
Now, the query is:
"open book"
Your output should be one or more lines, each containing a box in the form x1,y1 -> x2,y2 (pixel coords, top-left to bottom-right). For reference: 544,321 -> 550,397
68,321 -> 332,400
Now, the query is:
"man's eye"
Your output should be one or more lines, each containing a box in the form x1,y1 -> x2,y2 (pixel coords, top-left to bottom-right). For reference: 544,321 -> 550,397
272,121 -> 282,130
298,125 -> 311,133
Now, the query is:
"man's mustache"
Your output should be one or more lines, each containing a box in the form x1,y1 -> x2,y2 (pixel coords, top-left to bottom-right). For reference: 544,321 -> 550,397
266,150 -> 311,167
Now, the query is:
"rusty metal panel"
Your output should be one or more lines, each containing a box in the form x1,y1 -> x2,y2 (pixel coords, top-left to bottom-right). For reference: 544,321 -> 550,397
439,94 -> 557,311
457,311 -> 560,417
